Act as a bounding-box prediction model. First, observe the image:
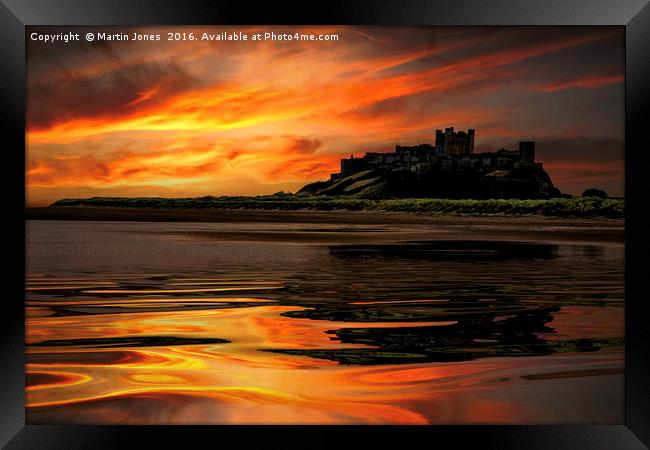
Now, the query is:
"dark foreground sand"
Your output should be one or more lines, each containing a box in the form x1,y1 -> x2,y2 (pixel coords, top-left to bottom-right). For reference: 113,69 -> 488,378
26,206 -> 624,243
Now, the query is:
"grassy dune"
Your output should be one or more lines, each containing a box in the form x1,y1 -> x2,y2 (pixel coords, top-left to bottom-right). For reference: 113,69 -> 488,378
51,195 -> 625,219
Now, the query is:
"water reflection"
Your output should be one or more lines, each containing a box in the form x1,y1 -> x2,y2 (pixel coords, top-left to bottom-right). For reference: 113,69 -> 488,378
329,240 -> 560,261
26,220 -> 624,424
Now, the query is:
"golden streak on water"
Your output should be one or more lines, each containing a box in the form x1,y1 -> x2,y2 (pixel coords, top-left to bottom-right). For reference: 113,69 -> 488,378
166,281 -> 284,286
26,298 -> 624,424
27,371 -> 93,391
350,299 -> 450,305
27,281 -> 118,286
27,298 -> 277,307
28,286 -> 112,291
80,286 -> 283,294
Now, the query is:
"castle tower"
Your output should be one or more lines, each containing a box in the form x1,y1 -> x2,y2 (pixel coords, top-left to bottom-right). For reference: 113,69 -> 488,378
468,129 -> 475,153
445,127 -> 454,146
519,141 -> 535,164
435,126 -> 476,155
435,129 -> 444,146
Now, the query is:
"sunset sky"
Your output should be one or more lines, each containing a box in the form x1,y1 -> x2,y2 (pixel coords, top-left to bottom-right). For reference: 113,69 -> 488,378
26,26 -> 624,206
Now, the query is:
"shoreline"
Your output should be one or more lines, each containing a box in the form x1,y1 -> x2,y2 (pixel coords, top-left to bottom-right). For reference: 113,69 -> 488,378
25,207 -> 624,244
26,206 -> 625,226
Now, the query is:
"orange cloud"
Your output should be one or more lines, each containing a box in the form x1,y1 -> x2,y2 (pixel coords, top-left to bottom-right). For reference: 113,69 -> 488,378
126,85 -> 161,107
27,134 -> 343,192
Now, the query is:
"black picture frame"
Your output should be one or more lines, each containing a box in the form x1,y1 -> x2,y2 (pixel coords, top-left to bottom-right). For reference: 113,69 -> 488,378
2,0 -> 649,448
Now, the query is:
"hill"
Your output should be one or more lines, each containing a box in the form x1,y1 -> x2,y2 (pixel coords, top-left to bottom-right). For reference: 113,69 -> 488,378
298,166 -> 562,199
48,195 -> 624,219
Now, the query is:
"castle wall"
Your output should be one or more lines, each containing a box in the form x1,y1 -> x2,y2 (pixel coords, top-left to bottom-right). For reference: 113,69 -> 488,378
335,129 -> 535,179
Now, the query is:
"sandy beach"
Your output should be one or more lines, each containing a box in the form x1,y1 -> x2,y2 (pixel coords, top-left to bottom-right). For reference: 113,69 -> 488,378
25,218 -> 624,424
26,207 -> 624,244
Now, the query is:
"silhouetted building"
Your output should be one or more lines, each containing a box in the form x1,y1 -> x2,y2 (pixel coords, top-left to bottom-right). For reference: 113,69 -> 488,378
435,127 -> 475,155
330,127 -> 542,181
340,154 -> 369,176
519,141 -> 535,164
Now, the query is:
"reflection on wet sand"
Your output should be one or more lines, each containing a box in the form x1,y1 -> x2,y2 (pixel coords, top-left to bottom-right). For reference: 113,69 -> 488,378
26,220 -> 624,424
26,330 -> 623,424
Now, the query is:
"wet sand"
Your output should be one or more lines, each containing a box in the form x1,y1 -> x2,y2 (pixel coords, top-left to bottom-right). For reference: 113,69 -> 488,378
26,207 -> 624,243
25,219 -> 624,424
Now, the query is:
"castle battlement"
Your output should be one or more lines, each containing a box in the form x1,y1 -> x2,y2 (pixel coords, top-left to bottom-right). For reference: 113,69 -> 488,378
331,128 -> 540,181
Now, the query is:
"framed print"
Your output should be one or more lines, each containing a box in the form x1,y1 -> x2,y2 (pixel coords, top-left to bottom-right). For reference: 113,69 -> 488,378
1,0 -> 649,448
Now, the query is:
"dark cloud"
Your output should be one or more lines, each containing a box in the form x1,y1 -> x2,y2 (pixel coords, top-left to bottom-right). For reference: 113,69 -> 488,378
27,61 -> 198,130
535,137 -> 623,163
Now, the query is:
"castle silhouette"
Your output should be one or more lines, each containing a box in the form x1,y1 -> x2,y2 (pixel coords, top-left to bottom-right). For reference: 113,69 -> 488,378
331,127 -> 540,181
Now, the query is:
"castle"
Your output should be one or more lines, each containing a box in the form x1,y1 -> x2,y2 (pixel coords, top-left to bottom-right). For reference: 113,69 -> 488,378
331,127 -> 541,181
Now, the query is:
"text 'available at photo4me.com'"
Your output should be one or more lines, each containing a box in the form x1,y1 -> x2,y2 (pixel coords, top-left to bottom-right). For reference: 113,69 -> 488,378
30,29 -> 342,44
